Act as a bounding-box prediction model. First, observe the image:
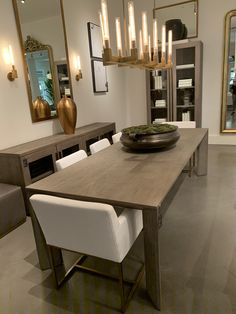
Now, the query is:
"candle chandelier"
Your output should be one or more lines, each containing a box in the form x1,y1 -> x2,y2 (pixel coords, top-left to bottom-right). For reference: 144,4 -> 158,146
99,0 -> 173,71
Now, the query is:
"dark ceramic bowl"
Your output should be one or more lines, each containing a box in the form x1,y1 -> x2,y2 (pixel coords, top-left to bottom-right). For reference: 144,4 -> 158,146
120,125 -> 180,151
165,19 -> 185,41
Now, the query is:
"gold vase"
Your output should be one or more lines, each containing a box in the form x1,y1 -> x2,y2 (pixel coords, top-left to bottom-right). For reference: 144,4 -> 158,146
33,96 -> 51,120
57,96 -> 77,134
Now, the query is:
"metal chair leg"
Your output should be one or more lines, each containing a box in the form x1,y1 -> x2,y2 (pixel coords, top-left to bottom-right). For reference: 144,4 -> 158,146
118,261 -> 144,312
48,245 -> 86,288
48,245 -> 144,312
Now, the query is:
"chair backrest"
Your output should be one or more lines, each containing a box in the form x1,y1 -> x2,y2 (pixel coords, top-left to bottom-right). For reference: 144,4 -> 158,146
30,194 -> 122,262
112,132 -> 122,144
163,121 -> 196,128
55,150 -> 87,171
89,138 -> 111,155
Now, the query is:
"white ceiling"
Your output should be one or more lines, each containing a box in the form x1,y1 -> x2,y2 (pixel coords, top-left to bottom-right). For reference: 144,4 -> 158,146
17,0 -> 60,24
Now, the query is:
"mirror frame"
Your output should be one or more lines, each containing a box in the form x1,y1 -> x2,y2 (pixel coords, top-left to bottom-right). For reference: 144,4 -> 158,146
12,0 -> 73,123
221,10 -> 236,133
153,0 -> 199,39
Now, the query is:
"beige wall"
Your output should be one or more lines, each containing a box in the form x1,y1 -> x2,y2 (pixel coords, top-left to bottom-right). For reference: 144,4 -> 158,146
0,0 -> 127,150
63,0 -> 127,132
0,0 -> 63,150
21,15 -> 66,61
199,0 -> 236,144
1,0 -> 236,150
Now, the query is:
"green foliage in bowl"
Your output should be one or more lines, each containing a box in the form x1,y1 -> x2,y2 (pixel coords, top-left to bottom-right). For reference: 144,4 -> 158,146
122,124 -> 177,136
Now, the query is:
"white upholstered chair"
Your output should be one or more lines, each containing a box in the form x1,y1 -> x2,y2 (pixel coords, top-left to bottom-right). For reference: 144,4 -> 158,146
163,121 -> 196,176
89,138 -> 111,155
112,132 -> 122,144
55,150 -> 87,171
29,194 -> 143,312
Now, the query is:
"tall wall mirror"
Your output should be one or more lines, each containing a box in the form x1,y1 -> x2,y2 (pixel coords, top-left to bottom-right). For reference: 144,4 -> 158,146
12,0 -> 73,122
221,10 -> 236,132
153,0 -> 198,39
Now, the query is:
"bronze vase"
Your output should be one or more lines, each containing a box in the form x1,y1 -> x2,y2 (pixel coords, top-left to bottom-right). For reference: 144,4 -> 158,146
33,96 -> 51,120
57,96 -> 77,134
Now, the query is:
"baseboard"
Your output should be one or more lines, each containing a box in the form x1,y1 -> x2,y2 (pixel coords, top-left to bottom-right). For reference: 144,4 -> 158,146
209,134 -> 236,145
0,217 -> 26,239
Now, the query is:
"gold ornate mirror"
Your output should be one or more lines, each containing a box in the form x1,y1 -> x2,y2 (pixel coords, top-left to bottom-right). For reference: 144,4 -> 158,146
221,10 -> 236,132
12,0 -> 73,122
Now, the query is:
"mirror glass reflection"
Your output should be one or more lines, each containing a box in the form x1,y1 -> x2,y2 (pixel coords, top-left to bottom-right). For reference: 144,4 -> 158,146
153,0 -> 198,39
13,0 -> 72,122
221,11 -> 236,132
225,16 -> 236,129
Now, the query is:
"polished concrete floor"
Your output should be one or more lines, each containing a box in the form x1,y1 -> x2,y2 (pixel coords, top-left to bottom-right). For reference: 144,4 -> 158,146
1,145 -> 236,314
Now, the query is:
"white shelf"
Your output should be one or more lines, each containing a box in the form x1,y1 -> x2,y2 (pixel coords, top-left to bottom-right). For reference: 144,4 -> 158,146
177,86 -> 195,89
177,105 -> 195,108
152,106 -> 167,109
151,88 -> 167,91
173,39 -> 189,45
176,64 -> 195,70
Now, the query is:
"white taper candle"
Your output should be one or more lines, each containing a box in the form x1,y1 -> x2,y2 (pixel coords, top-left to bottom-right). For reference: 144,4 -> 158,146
128,1 -> 136,47
115,17 -> 122,56
142,12 -> 148,48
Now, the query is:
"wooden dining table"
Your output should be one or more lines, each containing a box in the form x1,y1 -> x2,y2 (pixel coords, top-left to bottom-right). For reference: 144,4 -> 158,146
26,128 -> 208,311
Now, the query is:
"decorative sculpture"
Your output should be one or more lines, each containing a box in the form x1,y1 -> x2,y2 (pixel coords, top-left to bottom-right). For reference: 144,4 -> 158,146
33,96 -> 51,120
57,96 -> 77,134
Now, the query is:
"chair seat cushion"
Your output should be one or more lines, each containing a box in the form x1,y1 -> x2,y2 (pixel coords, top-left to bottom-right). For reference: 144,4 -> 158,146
30,194 -> 143,263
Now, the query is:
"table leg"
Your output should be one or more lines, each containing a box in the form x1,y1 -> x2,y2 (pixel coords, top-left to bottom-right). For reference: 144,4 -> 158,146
196,130 -> 208,176
142,209 -> 162,310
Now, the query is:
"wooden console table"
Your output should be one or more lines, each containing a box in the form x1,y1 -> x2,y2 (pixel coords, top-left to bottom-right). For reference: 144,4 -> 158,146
0,122 -> 115,213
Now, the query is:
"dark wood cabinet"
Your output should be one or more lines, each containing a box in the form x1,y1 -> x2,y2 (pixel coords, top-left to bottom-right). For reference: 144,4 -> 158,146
0,122 -> 115,213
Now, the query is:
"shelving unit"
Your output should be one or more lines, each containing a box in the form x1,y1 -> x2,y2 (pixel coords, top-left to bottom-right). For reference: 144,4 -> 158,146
54,61 -> 71,101
147,68 -> 172,124
173,41 -> 203,126
147,41 -> 203,127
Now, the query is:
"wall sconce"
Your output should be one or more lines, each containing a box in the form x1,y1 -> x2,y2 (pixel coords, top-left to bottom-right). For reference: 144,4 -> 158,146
75,55 -> 82,81
4,45 -> 18,81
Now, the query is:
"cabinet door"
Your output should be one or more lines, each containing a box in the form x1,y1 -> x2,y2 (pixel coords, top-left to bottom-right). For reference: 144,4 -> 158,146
173,42 -> 202,127
82,124 -> 115,154
21,147 -> 57,185
56,137 -> 82,159
99,124 -> 115,142
147,69 -> 172,124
